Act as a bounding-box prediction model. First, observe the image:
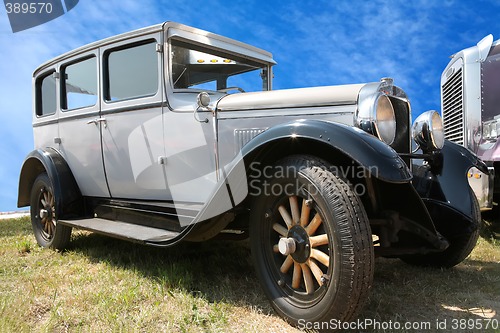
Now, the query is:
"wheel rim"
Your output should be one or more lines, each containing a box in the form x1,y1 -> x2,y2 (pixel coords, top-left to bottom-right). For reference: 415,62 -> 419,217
35,187 -> 56,241
268,194 -> 333,304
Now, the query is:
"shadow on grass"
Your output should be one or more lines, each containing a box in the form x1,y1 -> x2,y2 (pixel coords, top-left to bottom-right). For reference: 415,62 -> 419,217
67,231 -> 274,314
363,255 -> 500,327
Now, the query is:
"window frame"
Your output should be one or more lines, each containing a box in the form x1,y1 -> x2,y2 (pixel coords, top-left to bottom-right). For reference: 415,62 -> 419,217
60,55 -> 99,112
35,69 -> 57,118
103,38 -> 160,103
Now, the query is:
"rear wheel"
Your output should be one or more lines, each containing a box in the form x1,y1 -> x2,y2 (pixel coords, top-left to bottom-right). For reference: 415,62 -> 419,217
249,155 -> 373,326
30,173 -> 72,250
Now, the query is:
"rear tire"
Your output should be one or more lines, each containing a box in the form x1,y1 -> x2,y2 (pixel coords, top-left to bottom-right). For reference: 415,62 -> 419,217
30,173 -> 72,250
249,155 -> 373,327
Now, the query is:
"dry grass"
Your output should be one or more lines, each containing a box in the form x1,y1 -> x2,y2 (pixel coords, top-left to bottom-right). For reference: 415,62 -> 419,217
0,216 -> 499,332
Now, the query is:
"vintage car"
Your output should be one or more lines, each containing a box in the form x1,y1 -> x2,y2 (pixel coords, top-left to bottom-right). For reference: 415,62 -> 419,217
441,35 -> 497,213
18,22 -> 486,327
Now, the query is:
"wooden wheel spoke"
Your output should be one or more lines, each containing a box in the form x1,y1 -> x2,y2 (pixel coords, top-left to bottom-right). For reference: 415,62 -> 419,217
280,255 -> 294,273
278,205 -> 293,229
292,262 -> 302,289
310,249 -> 330,267
273,244 -> 280,253
48,220 -> 53,235
300,199 -> 311,227
289,196 -> 300,225
308,259 -> 325,286
305,213 -> 322,236
310,234 -> 329,247
301,263 -> 315,294
273,223 -> 288,237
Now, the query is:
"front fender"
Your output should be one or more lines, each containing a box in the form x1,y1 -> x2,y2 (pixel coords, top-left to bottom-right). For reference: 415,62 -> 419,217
240,119 -> 411,183
18,148 -> 82,218
412,140 -> 487,237
192,119 -> 411,225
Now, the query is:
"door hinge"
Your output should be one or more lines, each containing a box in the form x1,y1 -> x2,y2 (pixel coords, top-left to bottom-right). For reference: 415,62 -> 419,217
156,44 -> 163,53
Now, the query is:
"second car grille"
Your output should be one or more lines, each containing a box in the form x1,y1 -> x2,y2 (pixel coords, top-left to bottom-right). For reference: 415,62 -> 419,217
442,66 -> 464,145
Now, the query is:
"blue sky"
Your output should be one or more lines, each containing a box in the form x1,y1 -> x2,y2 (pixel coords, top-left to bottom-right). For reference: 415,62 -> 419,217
1,0 -> 500,212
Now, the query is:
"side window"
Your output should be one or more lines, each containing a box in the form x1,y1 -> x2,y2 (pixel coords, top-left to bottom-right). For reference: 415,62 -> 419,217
36,71 -> 56,117
62,57 -> 98,110
105,40 -> 158,102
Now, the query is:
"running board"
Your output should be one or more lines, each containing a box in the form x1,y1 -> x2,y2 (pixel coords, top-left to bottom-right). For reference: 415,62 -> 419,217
59,218 -> 181,245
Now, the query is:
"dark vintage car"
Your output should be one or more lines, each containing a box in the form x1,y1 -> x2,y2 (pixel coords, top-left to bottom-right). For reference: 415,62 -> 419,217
18,21 -> 486,328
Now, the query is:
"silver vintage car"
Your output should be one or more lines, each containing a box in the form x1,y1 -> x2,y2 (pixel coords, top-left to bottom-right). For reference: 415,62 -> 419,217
18,22 -> 486,327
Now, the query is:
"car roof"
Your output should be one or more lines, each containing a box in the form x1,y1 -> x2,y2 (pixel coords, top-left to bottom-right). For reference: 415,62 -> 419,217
33,21 -> 276,77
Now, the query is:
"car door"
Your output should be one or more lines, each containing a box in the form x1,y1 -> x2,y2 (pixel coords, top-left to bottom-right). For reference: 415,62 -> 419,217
99,33 -> 168,200
57,51 -> 110,198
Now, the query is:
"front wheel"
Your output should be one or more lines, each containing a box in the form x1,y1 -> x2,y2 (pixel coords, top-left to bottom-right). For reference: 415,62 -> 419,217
249,155 -> 374,327
30,173 -> 72,250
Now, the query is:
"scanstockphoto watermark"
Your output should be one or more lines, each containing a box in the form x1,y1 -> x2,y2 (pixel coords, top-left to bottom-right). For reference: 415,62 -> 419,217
298,318 -> 500,331
298,318 -> 434,331
247,161 -> 378,197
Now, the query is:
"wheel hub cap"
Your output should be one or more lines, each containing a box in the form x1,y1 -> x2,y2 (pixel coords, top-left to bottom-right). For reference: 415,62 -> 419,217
288,225 -> 310,263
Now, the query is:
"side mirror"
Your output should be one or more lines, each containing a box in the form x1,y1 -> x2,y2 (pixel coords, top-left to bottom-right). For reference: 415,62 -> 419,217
195,92 -> 211,123
197,92 -> 211,108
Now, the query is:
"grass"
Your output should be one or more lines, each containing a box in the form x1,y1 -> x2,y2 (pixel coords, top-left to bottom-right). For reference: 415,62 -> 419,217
0,216 -> 499,332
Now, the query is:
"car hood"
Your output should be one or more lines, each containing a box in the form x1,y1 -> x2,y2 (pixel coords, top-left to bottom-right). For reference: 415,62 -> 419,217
216,83 -> 367,111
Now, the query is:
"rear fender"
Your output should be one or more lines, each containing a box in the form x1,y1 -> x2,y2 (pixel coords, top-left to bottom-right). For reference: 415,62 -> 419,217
18,148 -> 83,218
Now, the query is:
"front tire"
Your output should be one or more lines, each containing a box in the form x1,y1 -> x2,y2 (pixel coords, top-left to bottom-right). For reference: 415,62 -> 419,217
249,155 -> 373,327
30,173 -> 72,250
401,188 -> 481,268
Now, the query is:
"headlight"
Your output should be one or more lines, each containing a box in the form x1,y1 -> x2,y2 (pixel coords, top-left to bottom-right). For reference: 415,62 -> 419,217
376,95 -> 397,145
355,93 -> 396,145
412,110 -> 444,152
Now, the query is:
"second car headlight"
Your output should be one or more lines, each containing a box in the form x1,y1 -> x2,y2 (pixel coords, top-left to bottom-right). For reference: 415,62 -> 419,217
412,110 -> 444,152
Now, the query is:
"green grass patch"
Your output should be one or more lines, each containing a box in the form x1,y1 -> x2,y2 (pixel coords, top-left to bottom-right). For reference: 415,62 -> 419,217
1,216 -> 499,332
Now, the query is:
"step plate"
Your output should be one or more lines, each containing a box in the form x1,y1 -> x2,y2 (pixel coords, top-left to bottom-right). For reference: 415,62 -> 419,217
59,218 -> 180,243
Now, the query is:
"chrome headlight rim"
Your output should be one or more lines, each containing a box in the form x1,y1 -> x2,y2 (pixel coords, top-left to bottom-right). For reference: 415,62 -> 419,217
412,110 -> 445,152
355,91 -> 396,145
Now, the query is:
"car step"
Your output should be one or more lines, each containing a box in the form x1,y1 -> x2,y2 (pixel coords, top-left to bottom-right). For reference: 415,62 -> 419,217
59,218 -> 180,244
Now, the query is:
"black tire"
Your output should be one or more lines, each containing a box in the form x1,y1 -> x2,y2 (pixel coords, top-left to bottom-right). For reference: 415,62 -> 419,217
401,189 -> 481,268
249,155 -> 374,328
30,173 -> 72,250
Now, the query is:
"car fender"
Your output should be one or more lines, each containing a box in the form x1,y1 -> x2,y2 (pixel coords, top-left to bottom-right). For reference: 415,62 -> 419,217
412,140 -> 488,237
193,119 -> 412,224
18,148 -> 82,218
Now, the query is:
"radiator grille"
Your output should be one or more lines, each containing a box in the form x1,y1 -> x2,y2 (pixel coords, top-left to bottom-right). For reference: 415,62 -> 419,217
234,128 -> 266,153
442,67 -> 464,145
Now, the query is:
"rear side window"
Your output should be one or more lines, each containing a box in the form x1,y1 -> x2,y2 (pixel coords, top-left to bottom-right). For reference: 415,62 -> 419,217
36,71 -> 56,117
62,57 -> 98,110
105,40 -> 158,102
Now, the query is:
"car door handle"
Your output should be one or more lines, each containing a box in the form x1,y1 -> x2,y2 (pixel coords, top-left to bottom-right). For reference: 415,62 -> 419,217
86,118 -> 107,128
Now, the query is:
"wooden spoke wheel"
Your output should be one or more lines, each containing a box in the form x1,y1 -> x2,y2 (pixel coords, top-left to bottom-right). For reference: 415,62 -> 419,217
30,173 -> 72,250
250,155 -> 374,326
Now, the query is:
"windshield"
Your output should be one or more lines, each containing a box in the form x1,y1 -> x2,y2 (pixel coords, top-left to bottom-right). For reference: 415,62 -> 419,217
170,39 -> 270,93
